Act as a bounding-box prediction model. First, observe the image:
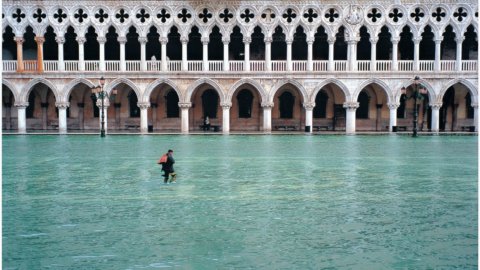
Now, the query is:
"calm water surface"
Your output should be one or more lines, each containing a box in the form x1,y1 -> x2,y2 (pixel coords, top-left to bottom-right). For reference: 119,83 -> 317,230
3,135 -> 478,269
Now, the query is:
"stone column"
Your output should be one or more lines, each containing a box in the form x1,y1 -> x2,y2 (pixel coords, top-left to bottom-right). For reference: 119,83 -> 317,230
413,37 -> 420,71
328,37 -> 335,71
41,102 -> 48,130
139,36 -> 147,71
343,102 -> 359,134
15,102 -> 28,134
387,102 -> 399,132
434,39 -> 441,71
222,37 -> 230,71
376,103 -> 383,131
473,103 -> 479,132
307,37 -> 314,71
179,102 -> 191,134
430,102 -> 442,133
138,102 -> 150,134
455,37 -> 464,71
347,38 -> 358,71
96,99 -> 110,132
4,102 -> 12,129
202,37 -> 209,71
114,103 -> 121,129
303,102 -> 315,133
265,36 -> 272,71
56,102 -> 69,134
221,102 -> 232,134
160,37 -> 168,71
98,36 -> 106,72
181,36 -> 188,71
35,36 -> 45,72
391,38 -> 399,71
77,103 -> 85,130
15,37 -> 24,72
56,36 -> 65,71
243,36 -> 251,72
118,36 -> 127,71
76,36 -> 86,71
370,38 -> 378,71
286,38 -> 293,71
262,102 -> 274,133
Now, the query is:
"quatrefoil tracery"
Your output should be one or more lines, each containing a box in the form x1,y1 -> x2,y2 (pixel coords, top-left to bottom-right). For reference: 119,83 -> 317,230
177,8 -> 192,23
388,8 -> 403,23
325,8 -> 339,23
74,8 -> 88,23
136,8 -> 150,23
282,8 -> 297,23
410,7 -> 425,22
157,8 -> 171,23
54,8 -> 67,23
12,8 -> 26,23
116,9 -> 129,23
432,7 -> 446,22
367,8 -> 381,23
303,8 -> 318,23
453,7 -> 468,22
240,8 -> 254,23
95,9 -> 108,23
219,8 -> 233,23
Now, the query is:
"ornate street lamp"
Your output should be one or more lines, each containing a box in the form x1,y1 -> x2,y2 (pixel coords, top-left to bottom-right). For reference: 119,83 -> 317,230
401,76 -> 427,137
91,77 -> 117,137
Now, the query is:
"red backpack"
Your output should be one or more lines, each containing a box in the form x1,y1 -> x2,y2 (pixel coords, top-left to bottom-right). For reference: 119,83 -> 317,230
158,154 -> 168,164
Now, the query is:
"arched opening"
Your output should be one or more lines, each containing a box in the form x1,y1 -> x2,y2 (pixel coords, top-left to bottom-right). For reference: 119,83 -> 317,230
208,25 -> 223,60
356,84 -> 389,131
279,92 -> 294,118
84,26 -> 99,60
66,82 -> 98,130
188,26 -> 202,60
465,93 -> 474,119
292,26 -> 307,60
440,84 -> 474,131
399,26 -> 413,60
237,89 -> 253,118
420,25 -> 435,60
230,85 -> 262,131
313,91 -> 328,118
229,26 -> 244,60
128,90 -> 140,117
149,84 -> 180,131
441,25 -> 456,60
126,26 -> 140,60
356,92 -> 369,119
44,26 -> 57,60
25,83 -> 58,130
64,26 -> 78,60
2,26 -> 16,60
398,85 -> 430,131
271,26 -> 286,60
272,85 -> 304,131
377,26 -> 392,60
357,26 -> 371,60
190,86 -> 222,131
2,85 -> 16,130
202,89 -> 218,118
313,26 -> 328,60
105,26 -> 119,60
312,84 -> 347,131
146,26 -> 161,60
165,90 -> 179,118
167,26 -> 181,60
463,25 -> 478,60
23,26 -> 36,60
251,26 -> 265,60
334,26 -> 347,60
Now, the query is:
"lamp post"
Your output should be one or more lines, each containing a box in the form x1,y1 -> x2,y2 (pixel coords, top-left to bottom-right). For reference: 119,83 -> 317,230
91,77 -> 117,137
401,76 -> 427,137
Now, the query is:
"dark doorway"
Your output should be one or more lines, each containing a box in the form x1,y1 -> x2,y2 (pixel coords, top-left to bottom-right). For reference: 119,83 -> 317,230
440,87 -> 455,130
84,26 -> 99,60
167,26 -> 181,60
237,89 -> 253,118
313,91 -> 328,118
272,26 -> 286,60
279,91 -> 294,118
126,26 -> 140,60
64,26 -> 78,60
334,26 -> 347,60
292,26 -> 307,60
313,26 -> 328,60
230,26 -> 244,60
357,26 -> 371,60
44,26 -> 58,60
202,89 -> 218,118
165,90 -> 179,118
208,26 -> 223,60
356,91 -> 369,119
188,26 -> 202,60
399,26 -> 413,60
3,26 -> 16,60
128,91 -> 140,117
250,26 -> 265,60
105,26 -> 119,60
146,26 -> 161,60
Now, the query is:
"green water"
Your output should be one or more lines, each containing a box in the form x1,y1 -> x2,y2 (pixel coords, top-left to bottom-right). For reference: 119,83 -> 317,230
3,135 -> 478,269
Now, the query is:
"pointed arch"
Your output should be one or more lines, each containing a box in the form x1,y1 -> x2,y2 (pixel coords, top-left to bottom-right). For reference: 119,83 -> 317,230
104,77 -> 141,98
227,78 -> 267,104
21,78 -> 59,101
311,78 -> 351,103
62,78 -> 96,101
396,78 -> 436,103
143,78 -> 181,102
439,79 -> 478,104
2,79 -> 19,102
353,79 -> 393,103
269,79 -> 308,104
185,78 -> 224,103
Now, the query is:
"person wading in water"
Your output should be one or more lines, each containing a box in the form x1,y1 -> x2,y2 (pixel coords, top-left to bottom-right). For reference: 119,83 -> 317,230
158,149 -> 176,183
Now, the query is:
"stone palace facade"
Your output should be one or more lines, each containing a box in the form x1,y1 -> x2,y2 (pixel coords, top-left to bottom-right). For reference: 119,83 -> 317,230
2,0 -> 478,134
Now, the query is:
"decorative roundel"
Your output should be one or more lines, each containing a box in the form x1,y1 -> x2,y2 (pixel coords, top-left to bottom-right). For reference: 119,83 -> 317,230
30,7 -> 47,24
387,6 -> 406,24
238,6 -> 256,24
216,7 -> 235,24
452,5 -> 469,23
113,7 -> 131,25
175,7 -> 193,24
323,6 -> 341,24
49,6 -> 69,25
366,6 -> 384,24
196,7 -> 214,25
71,6 -> 90,25
281,6 -> 299,24
409,5 -> 427,24
93,6 -> 110,25
301,6 -> 320,24
133,6 -> 152,25
430,5 -> 448,24
259,6 -> 277,24
11,6 -> 27,24
154,6 -> 173,25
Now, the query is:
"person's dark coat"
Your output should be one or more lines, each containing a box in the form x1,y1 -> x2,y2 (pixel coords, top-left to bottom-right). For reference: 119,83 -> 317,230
162,154 -> 175,173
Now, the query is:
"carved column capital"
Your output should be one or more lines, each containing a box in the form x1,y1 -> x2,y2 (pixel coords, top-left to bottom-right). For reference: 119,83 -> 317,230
138,37 -> 148,44
14,36 -> 24,44
97,36 -> 107,44
178,102 -> 192,108
76,36 -> 86,44
55,36 -> 65,44
327,36 -> 335,44
243,36 -> 252,44
303,102 -> 315,110
221,102 -> 232,109
471,102 -> 479,109
343,102 -> 359,110
429,102 -> 443,110
261,101 -> 274,108
117,36 -> 127,44
455,36 -> 465,43
159,37 -> 168,44
55,102 -> 70,109
180,36 -> 189,44
14,102 -> 29,108
34,36 -> 45,44
387,102 -> 400,110
222,36 -> 230,44
391,37 -> 400,44
201,37 -> 209,45
264,36 -> 273,43
137,102 -> 150,109
369,37 -> 378,44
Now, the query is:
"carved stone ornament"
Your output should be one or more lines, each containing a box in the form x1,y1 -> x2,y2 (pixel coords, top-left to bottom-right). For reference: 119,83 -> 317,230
14,101 -> 29,108
221,102 -> 232,108
261,101 -> 274,108
429,102 -> 443,110
387,102 -> 400,110
343,102 -> 359,110
345,5 -> 362,25
178,102 -> 192,108
55,101 -> 70,108
137,102 -> 151,109
303,102 -> 315,110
